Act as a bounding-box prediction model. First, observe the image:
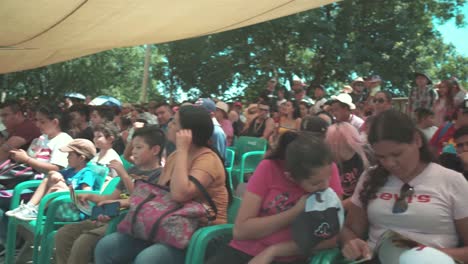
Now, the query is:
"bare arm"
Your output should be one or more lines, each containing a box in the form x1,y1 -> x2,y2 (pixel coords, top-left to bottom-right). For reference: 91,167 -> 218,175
262,118 -> 275,139
123,141 -> 134,163
249,237 -> 338,263
108,160 -> 134,193
10,148 -> 61,172
439,217 -> 468,262
295,118 -> 302,131
80,184 -> 92,191
26,157 -> 61,173
80,188 -> 122,204
0,136 -> 26,161
233,191 -> 304,240
340,202 -> 371,260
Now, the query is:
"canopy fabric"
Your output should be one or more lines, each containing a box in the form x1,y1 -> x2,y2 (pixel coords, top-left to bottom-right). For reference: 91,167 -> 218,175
0,0 -> 337,74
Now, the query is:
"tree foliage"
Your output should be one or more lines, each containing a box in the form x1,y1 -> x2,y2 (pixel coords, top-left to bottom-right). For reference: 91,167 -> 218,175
1,0 -> 466,103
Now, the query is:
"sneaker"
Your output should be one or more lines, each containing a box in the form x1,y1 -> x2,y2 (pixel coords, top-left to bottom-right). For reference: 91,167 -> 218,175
5,202 -> 26,217
14,204 -> 38,221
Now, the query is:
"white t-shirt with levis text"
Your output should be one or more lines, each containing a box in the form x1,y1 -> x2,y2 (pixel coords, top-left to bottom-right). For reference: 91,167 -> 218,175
351,163 -> 468,249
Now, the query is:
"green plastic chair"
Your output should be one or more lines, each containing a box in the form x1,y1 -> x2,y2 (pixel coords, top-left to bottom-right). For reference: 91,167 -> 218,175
309,248 -> 344,264
120,154 -> 134,170
105,210 -> 129,235
225,148 -> 236,192
230,136 -> 267,188
5,169 -> 120,264
185,196 -> 242,264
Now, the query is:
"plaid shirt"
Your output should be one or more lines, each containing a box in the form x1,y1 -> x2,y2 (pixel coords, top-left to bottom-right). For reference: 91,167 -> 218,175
409,86 -> 437,114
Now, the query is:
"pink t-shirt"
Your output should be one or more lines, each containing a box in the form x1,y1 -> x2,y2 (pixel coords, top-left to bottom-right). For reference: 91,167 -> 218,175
351,163 -> 468,249
230,159 -> 343,261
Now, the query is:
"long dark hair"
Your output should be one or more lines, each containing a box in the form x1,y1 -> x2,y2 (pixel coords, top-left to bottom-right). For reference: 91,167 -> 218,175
360,110 -> 434,207
178,105 -> 233,205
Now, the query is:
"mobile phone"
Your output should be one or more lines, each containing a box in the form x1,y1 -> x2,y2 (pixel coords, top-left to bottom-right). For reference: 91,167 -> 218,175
91,202 -> 120,220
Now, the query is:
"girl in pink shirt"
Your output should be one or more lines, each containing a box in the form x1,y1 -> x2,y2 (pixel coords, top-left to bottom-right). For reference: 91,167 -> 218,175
207,132 -> 341,264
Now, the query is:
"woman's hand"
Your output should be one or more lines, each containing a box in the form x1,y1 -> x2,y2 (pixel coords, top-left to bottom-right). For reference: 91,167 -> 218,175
78,193 -> 99,205
248,247 -> 275,264
176,129 -> 192,151
108,160 -> 126,177
341,238 -> 372,261
97,214 -> 112,223
292,195 -> 308,213
9,149 -> 29,163
97,199 -> 121,207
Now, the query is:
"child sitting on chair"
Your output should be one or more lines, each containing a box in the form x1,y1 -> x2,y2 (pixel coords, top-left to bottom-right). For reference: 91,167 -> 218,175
6,138 -> 103,221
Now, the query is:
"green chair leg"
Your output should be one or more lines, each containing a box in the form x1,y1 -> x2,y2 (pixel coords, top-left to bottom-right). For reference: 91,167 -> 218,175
184,224 -> 234,264
5,217 -> 18,264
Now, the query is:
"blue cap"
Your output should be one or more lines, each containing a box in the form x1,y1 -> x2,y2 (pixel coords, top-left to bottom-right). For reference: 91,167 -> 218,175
195,98 -> 216,113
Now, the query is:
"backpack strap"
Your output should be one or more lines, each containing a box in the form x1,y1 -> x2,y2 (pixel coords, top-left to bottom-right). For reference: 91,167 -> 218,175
189,175 -> 218,221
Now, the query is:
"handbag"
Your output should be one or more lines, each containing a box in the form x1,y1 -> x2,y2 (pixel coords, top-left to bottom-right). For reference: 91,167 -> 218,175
117,176 -> 217,249
0,160 -> 38,189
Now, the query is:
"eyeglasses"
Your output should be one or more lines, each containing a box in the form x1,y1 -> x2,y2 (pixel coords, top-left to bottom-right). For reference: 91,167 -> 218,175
373,98 -> 385,104
392,183 -> 414,214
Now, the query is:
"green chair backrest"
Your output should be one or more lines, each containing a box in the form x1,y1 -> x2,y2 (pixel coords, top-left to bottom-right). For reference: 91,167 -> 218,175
120,154 -> 134,170
227,196 -> 242,223
233,136 -> 267,162
225,148 -> 235,169
86,162 -> 110,188
101,177 -> 120,195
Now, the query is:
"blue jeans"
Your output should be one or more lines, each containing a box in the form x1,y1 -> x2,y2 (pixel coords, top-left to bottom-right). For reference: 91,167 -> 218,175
94,232 -> 185,264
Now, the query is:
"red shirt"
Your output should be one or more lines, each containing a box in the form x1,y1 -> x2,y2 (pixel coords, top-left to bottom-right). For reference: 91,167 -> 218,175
8,119 -> 41,150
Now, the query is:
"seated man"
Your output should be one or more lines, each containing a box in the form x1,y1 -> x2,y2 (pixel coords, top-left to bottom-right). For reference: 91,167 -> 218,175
5,139 -> 103,221
0,101 -> 41,163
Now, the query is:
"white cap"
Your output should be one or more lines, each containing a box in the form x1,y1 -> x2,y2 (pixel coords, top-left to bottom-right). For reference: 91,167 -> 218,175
331,93 -> 356,110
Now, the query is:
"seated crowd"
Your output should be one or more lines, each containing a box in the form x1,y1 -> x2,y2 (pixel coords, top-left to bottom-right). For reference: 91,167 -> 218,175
0,72 -> 466,264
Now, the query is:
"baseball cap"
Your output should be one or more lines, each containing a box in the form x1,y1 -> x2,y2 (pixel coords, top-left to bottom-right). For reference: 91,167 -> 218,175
59,139 -> 96,159
195,98 -> 216,113
291,188 -> 344,256
351,77 -> 365,84
215,101 -> 229,113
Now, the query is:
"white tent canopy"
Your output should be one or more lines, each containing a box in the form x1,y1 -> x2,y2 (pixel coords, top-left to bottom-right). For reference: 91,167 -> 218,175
0,0 -> 337,74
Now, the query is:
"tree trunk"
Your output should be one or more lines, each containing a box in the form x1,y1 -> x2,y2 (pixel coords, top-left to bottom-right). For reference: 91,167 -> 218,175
140,44 -> 152,103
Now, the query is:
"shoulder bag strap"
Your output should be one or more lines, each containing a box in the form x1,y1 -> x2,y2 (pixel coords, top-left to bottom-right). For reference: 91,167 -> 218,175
188,175 -> 218,221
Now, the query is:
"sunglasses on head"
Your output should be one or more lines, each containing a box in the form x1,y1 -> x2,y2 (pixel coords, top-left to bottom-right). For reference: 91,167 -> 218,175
373,98 -> 385,104
392,183 -> 414,214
